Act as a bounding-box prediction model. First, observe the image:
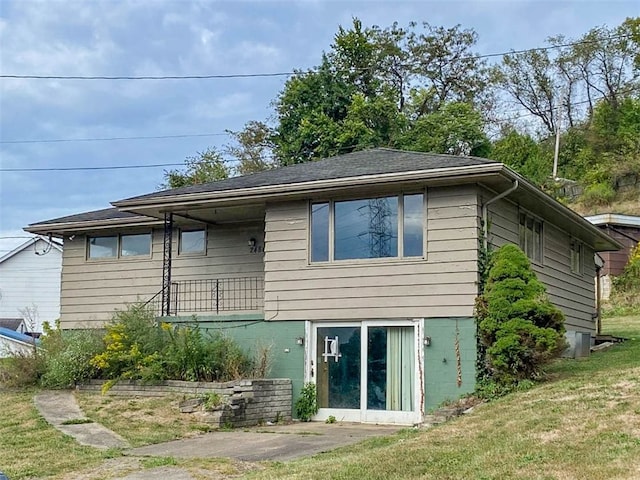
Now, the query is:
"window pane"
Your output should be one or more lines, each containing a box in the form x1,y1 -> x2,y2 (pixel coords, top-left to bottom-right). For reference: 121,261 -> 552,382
526,218 -> 534,258
88,236 -> 117,258
311,202 -> 329,262
403,194 -> 424,257
180,230 -> 206,254
121,233 -> 151,257
533,221 -> 542,262
335,197 -> 398,260
519,214 -> 526,251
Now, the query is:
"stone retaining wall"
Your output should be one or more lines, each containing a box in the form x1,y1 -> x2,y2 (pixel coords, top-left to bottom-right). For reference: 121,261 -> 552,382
78,378 -> 292,428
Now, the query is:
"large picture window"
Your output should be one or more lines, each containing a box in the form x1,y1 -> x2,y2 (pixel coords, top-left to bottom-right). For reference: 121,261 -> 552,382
519,213 -> 542,263
311,193 -> 424,262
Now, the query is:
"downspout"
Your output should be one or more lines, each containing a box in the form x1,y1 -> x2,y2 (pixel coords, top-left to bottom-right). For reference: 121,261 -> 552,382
595,252 -> 604,336
481,180 -> 519,251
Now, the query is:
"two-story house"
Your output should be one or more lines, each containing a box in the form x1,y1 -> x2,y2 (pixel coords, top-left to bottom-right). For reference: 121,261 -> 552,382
25,148 -> 620,424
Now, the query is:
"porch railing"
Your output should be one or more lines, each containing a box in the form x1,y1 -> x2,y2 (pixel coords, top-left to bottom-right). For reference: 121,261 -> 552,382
146,277 -> 264,316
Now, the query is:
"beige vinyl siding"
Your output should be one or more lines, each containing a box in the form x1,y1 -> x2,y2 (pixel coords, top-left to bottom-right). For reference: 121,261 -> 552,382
60,223 -> 264,328
485,194 -> 597,332
263,186 -> 480,321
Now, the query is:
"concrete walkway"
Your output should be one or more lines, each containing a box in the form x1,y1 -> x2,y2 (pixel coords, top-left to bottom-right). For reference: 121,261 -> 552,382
33,390 -> 402,479
34,390 -> 130,449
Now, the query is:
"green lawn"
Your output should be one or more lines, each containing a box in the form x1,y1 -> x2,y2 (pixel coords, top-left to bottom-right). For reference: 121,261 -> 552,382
0,390 -> 114,479
1,315 -> 638,479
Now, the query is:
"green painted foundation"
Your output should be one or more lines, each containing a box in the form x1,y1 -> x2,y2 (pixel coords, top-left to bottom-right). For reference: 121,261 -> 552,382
166,315 -> 306,411
423,317 -> 477,411
165,315 -> 478,418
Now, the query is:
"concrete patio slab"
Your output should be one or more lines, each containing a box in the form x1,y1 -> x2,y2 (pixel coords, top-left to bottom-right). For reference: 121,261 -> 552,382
129,422 -> 402,462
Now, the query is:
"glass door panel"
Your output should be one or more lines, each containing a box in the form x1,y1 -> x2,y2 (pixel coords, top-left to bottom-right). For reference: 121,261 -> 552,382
316,326 -> 361,409
367,326 -> 415,412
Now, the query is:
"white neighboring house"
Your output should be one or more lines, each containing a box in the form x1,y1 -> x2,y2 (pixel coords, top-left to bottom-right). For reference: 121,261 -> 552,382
0,236 -> 62,333
0,327 -> 38,358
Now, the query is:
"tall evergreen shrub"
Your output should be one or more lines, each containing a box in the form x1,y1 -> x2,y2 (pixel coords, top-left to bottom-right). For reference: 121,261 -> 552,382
476,244 -> 566,384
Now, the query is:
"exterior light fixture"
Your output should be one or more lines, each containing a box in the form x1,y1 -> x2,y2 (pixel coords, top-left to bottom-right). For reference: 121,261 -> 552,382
296,336 -> 304,345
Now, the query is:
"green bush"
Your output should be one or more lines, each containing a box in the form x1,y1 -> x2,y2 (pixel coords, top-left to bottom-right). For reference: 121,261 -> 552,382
40,327 -> 105,388
0,349 -> 43,387
580,182 -> 616,207
90,303 -> 256,390
476,244 -> 566,385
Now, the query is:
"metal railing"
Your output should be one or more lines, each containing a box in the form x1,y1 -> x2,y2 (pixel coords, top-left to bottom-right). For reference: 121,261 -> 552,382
170,277 -> 264,315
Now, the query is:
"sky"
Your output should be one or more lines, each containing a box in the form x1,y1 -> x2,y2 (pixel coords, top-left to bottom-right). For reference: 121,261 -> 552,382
0,0 -> 638,254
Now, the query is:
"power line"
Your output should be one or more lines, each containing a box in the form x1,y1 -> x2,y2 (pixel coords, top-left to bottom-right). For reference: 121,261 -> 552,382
0,72 -> 294,80
1,163 -> 185,172
0,33 -> 629,81
0,132 -> 229,145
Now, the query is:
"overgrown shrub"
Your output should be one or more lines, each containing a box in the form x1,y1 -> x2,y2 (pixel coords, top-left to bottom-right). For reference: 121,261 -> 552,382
40,326 -> 105,388
580,182 -> 616,207
0,349 -> 43,387
476,244 -> 566,385
90,303 -> 257,390
0,322 -> 104,388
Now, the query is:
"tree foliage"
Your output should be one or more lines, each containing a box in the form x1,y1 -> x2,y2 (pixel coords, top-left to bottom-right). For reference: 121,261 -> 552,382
225,121 -> 277,175
161,147 -> 230,189
476,244 -> 566,384
271,18 -> 491,165
166,16 -> 639,207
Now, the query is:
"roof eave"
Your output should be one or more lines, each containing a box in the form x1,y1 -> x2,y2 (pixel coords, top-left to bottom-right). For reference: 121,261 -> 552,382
499,169 -> 624,252
24,217 -> 163,236
113,163 -> 505,212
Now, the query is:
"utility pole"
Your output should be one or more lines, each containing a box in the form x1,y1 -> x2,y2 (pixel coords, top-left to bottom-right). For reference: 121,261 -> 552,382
552,98 -> 561,180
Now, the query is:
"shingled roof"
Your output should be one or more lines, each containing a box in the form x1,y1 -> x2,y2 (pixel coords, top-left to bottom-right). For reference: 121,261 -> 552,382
27,207 -> 151,227
116,148 -> 498,204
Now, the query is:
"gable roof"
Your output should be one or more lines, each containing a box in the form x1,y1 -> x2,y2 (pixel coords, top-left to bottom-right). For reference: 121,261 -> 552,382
114,148 -> 498,205
0,318 -> 25,332
0,235 -> 63,265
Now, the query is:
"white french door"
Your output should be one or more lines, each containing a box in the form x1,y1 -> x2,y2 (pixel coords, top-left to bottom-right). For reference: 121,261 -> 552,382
308,320 -> 423,425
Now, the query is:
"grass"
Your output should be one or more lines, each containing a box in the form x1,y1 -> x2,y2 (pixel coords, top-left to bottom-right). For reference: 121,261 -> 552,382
76,393 -> 216,447
0,389 -> 113,480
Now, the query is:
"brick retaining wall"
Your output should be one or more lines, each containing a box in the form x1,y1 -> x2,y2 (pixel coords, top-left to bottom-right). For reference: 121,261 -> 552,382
78,378 -> 292,428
